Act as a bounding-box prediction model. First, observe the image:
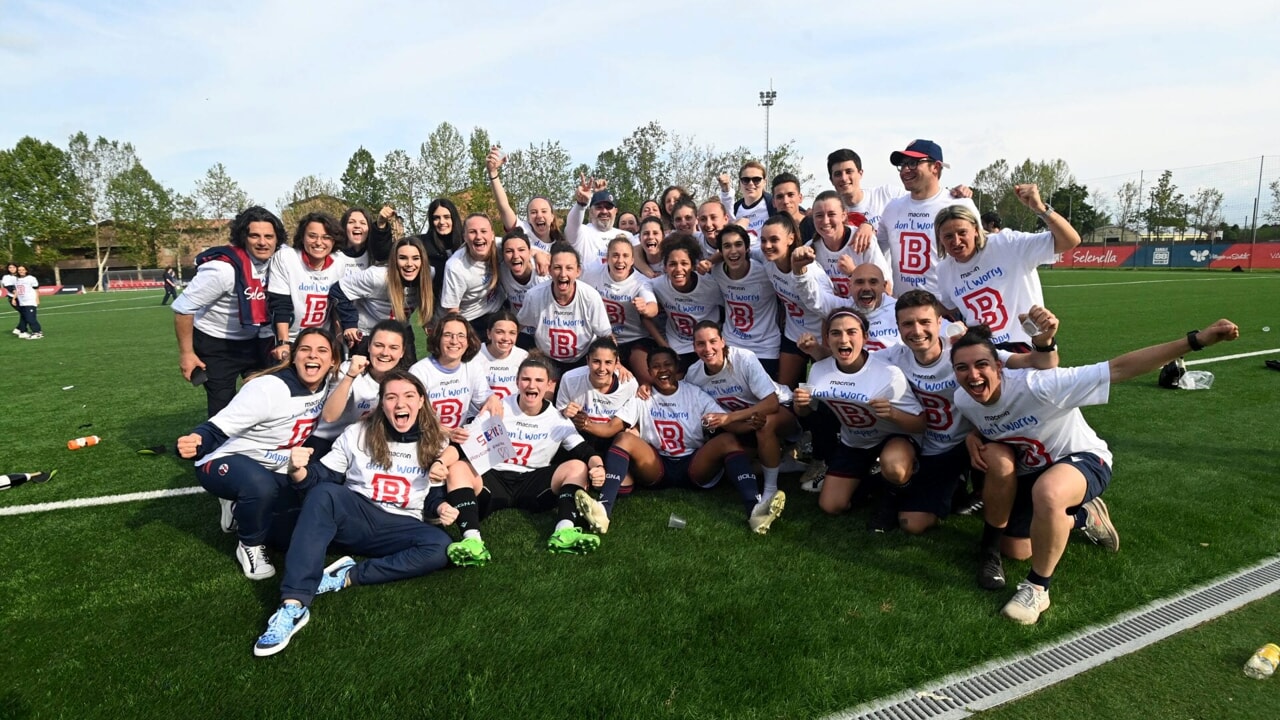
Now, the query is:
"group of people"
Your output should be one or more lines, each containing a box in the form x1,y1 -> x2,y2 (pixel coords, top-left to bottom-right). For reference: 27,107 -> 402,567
2,263 -> 43,339
170,137 -> 1241,656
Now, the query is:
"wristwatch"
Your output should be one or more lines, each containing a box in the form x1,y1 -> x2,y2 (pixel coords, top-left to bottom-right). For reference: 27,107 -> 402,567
1036,205 -> 1056,221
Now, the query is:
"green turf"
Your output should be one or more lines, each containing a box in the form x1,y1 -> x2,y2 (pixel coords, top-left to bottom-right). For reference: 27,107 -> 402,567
0,271 -> 1277,719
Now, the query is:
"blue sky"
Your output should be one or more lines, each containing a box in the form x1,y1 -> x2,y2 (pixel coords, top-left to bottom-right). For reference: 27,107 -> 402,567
2,0 -> 1278,220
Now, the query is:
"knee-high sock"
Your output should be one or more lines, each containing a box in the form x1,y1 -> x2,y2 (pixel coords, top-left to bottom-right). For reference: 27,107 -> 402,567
447,487 -> 482,539
556,484 -> 580,528
725,451 -> 761,513
600,446 -> 631,516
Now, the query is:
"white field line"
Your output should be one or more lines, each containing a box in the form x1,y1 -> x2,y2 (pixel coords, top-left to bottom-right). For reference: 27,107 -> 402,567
0,486 -> 206,516
39,296 -> 157,310
1185,348 -> 1280,366
1046,275 -> 1277,289
37,304 -> 169,317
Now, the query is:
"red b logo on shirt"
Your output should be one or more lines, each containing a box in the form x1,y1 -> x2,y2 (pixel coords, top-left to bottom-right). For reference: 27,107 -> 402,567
726,301 -> 754,331
962,288 -> 1008,331
548,328 -> 578,359
432,398 -> 464,428
654,420 -> 686,455
603,299 -> 626,326
898,232 -> 932,274
276,417 -> 317,448
915,390 -> 953,431
371,474 -> 411,507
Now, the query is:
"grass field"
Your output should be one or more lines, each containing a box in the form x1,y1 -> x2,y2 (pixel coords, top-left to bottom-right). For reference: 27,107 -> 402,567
1,269 -> 1278,719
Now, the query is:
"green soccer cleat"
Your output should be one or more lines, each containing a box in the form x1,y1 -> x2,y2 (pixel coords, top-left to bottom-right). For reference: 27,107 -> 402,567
547,526 -> 600,555
574,489 -> 610,534
447,537 -> 491,567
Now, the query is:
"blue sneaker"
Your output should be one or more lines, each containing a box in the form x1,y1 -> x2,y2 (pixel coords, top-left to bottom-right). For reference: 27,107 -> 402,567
316,556 -> 356,595
253,603 -> 310,657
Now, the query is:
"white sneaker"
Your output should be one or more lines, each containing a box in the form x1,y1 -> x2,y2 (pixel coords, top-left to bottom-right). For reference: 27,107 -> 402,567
799,460 -> 826,492
10,328 -> 19,335
17,332 -> 30,339
748,491 -> 786,535
27,332 -> 42,339
236,542 -> 276,580
1001,581 -> 1051,624
219,498 -> 237,533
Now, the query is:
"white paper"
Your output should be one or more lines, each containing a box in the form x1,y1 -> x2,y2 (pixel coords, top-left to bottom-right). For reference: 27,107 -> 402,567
460,411 -> 515,475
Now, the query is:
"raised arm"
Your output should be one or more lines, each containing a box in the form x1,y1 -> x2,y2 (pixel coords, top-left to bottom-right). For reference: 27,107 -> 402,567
1109,319 -> 1239,384
486,147 -> 520,233
1014,183 -> 1081,254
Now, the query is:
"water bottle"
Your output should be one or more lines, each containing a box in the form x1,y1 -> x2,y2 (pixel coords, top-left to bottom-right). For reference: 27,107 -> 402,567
67,435 -> 100,450
1243,643 -> 1279,679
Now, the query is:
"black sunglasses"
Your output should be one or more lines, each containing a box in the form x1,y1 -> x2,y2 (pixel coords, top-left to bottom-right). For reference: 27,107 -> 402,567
739,176 -> 765,185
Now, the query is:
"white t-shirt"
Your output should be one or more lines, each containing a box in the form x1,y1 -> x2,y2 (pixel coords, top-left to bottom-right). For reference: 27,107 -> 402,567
585,266 -> 658,345
441,247 -> 504,321
496,396 -> 588,473
684,346 -> 786,412
517,280 -> 612,363
564,205 -> 617,268
876,189 -> 979,296
712,261 -> 781,360
806,353 -> 923,449
497,264 -> 548,319
764,262 -> 854,343
864,297 -> 901,351
953,362 -> 1113,474
201,371 -> 328,471
172,257 -> 271,341
636,382 -> 723,458
12,276 -> 39,308
320,422 -> 447,520
337,266 -> 423,333
514,218 -> 553,254
810,225 -> 893,298
651,273 -> 723,355
936,230 -> 1056,346
267,249 -> 348,340
555,367 -> 642,428
479,343 -> 528,400
312,360 -> 381,441
845,183 -> 901,232
408,357 -> 494,429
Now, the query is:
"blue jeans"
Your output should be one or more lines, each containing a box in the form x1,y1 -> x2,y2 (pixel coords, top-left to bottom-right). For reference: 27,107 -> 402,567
279,483 -> 451,606
196,454 -> 301,546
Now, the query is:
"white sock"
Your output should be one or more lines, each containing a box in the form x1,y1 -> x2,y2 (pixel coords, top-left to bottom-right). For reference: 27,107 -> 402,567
762,466 -> 779,497
463,529 -> 482,541
554,519 -> 574,532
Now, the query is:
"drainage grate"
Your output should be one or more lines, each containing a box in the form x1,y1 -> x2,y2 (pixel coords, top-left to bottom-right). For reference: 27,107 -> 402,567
828,555 -> 1280,720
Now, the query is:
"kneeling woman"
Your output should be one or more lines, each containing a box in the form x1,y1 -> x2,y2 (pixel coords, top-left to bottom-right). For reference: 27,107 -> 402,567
443,356 -> 608,566
177,328 -> 339,581
253,370 -> 463,656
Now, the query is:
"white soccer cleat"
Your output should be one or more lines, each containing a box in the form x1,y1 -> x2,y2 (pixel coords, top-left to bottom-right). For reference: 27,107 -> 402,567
748,491 -> 786,535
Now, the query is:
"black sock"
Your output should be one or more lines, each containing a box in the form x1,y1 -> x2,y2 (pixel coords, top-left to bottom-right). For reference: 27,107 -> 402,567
981,522 -> 1003,555
447,487 -> 482,536
1027,570 -> 1052,590
556,485 -> 580,525
1073,507 -> 1087,530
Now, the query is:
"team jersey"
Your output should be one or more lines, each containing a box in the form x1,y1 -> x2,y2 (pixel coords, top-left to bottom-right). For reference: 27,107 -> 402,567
810,225 -> 893,297
730,193 -> 774,237
441,247 -> 504,321
408,357 -> 494,429
936,230 -> 1056,346
319,423 -> 447,519
712,261 -> 781,359
312,360 -> 382,440
845,184 -> 901,233
1,273 -> 15,293
585,265 -> 659,345
337,266 -> 423,333
636,382 -> 723,458
267,249 -> 348,340
863,297 -> 901,351
684,346 -> 787,412
479,344 -> 528,400
497,264 -> 548,318
555,367 -> 642,426
517,281 -> 612,362
201,370 -> 328,471
514,218 -> 553,254
807,353 -> 923,449
564,205 -> 618,268
953,362 -> 1113,474
12,276 -> 39,307
496,396 -> 588,474
876,190 -> 978,296
341,248 -> 372,274
172,257 -> 271,340
651,273 -> 723,355
764,262 -> 854,343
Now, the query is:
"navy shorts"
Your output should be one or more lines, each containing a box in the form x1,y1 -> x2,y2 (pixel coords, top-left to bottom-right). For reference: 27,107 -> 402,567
779,335 -> 803,357
899,443 -> 969,517
1004,452 -> 1112,538
653,454 -> 713,489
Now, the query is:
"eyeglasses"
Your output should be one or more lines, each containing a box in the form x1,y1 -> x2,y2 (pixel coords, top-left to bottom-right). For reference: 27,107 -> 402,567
895,158 -> 934,171
740,176 -> 765,185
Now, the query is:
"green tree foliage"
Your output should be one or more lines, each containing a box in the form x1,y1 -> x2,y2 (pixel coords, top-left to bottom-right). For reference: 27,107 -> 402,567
340,147 -> 385,209
106,162 -> 174,267
420,122 -> 468,201
67,133 -> 140,287
0,136 -> 89,264
194,163 -> 251,220
379,148 -> 428,234
1114,180 -> 1142,233
502,140 -> 574,212
1142,170 -> 1187,238
1265,179 -> 1280,225
464,127 -> 496,216
970,158 -> 1076,231
1187,187 -> 1224,240
1048,183 -> 1104,236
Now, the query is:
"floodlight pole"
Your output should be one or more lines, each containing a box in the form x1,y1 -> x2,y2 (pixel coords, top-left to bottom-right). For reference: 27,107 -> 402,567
759,83 -> 777,159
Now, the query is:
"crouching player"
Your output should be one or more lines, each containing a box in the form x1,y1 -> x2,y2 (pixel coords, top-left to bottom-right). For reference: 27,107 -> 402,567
878,291 -> 1060,536
951,318 -> 1240,624
443,355 -> 608,566
601,347 -> 787,534
253,370 -> 460,656
792,309 -> 925,531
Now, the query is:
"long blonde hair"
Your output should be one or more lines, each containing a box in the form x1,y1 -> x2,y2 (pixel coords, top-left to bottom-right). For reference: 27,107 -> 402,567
386,236 -> 433,330
359,370 -> 449,470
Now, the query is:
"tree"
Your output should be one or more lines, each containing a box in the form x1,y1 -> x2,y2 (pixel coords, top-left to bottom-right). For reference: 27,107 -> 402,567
277,175 -> 345,232
194,163 -> 251,219
67,133 -> 139,288
0,137 -> 90,264
277,174 -> 340,212
969,158 -> 1075,231
340,147 -> 384,209
1114,180 -> 1141,233
379,148 -> 429,234
464,127 -> 497,217
502,140 -> 574,213
419,122 -> 468,201
1265,179 -> 1280,225
971,159 -> 1010,214
1048,182 -> 1104,236
1187,187 -> 1224,241
1142,170 -> 1187,240
106,162 -> 174,268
